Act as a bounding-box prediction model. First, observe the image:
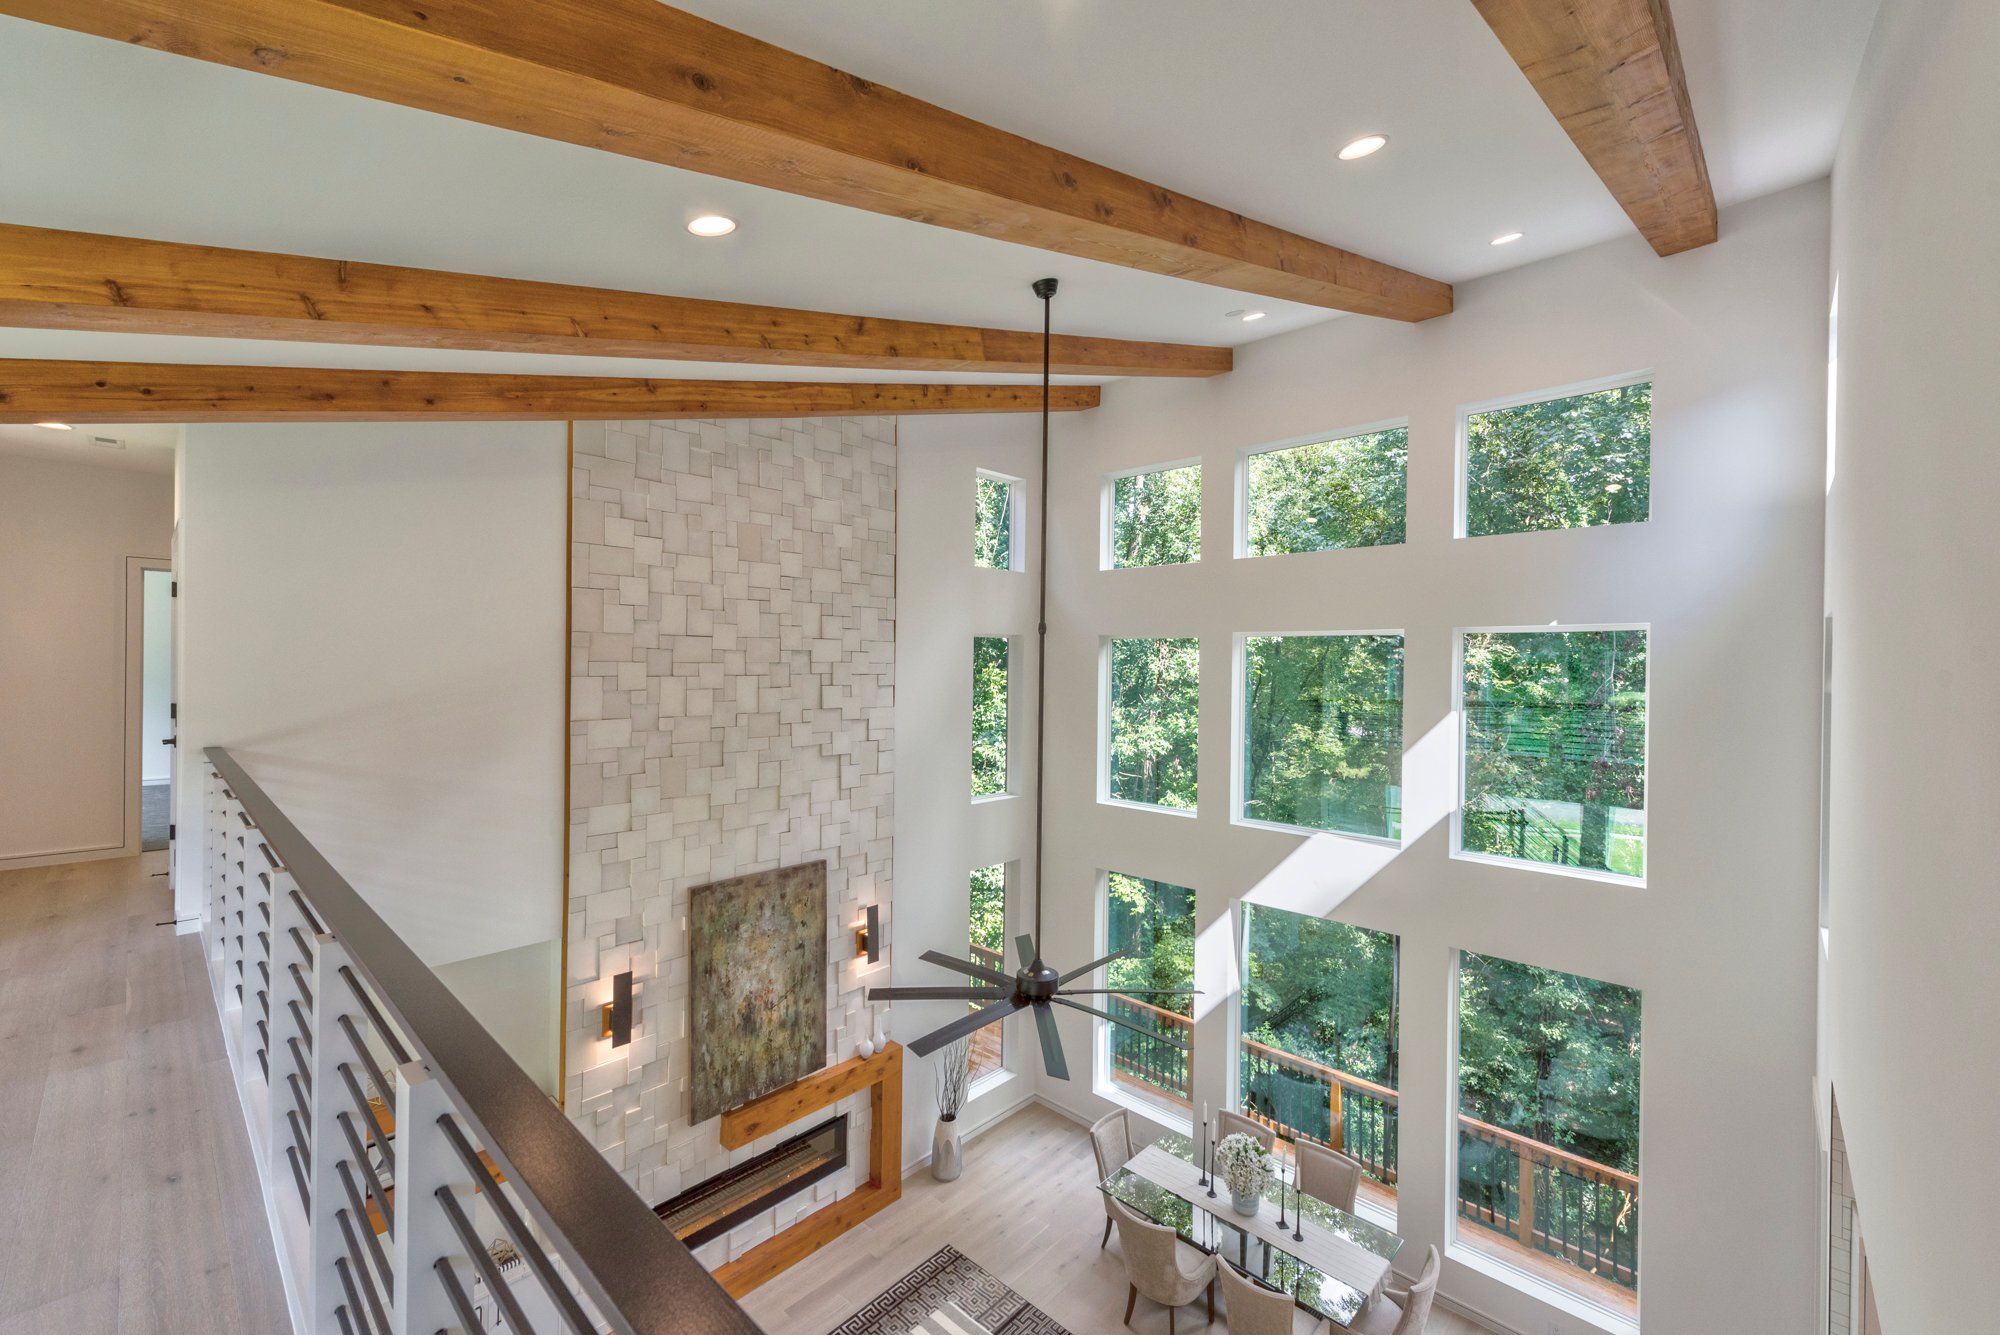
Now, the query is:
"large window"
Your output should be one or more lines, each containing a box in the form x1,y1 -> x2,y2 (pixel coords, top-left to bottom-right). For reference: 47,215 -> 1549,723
1101,872 -> 1195,1109
971,636 -> 1009,798
1456,950 -> 1641,1314
1109,463 -> 1201,568
1245,426 -> 1408,556
967,864 -> 1008,1082
974,472 -> 1020,570
1243,634 -> 1404,839
1460,629 -> 1647,878
1239,907 -> 1400,1214
1106,637 -> 1199,810
1463,380 -> 1651,536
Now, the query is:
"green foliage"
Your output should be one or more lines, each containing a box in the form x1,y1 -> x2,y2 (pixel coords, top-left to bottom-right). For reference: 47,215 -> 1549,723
1240,908 -> 1397,1085
970,636 -> 1009,797
1243,635 -> 1404,838
974,475 -> 1014,569
1108,637 -> 1199,808
1465,382 -> 1651,536
1106,872 -> 1195,1012
1457,951 -> 1641,1172
968,864 -> 1006,957
1110,464 -> 1201,567
1461,629 -> 1647,875
1246,428 -> 1408,556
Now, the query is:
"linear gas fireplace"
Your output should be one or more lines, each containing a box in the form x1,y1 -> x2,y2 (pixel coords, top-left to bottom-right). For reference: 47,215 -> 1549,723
655,1115 -> 849,1249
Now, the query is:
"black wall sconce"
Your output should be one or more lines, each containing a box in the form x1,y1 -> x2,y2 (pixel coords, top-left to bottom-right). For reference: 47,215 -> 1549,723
600,970 -> 634,1047
854,903 -> 880,964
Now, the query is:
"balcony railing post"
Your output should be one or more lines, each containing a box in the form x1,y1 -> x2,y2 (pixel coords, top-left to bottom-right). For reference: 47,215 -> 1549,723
306,932 -> 356,1335
1516,1149 -> 1537,1248
390,1061 -> 457,1335
1328,1076 -> 1345,1153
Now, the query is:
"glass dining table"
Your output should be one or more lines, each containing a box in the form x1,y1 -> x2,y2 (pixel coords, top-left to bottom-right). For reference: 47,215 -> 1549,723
1098,1131 -> 1404,1328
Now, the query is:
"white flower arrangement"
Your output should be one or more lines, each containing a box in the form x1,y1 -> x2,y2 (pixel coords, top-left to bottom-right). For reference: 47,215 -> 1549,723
1214,1132 -> 1271,1201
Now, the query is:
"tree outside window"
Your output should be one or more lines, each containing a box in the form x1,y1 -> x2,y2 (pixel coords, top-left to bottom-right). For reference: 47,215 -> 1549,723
1107,638 -> 1199,810
975,474 -> 1016,569
971,636 -> 1009,797
1243,634 -> 1404,839
1465,381 -> 1651,536
1246,427 -> 1407,556
967,864 -> 1007,1080
1109,464 -> 1201,568
1103,872 -> 1195,1106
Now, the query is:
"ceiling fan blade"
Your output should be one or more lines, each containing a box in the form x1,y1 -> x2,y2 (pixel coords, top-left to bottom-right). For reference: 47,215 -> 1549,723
1053,997 -> 1192,1053
906,996 -> 1024,1058
1057,988 -> 1199,997
1016,934 -> 1039,968
918,949 -> 1014,989
1033,1002 -> 1069,1081
1056,946 -> 1130,985
865,986 -> 1010,1002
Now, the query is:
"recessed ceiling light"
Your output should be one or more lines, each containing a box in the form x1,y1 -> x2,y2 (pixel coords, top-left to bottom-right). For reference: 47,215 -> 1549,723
686,214 -> 738,237
34,422 -> 73,431
1490,231 -> 1525,246
1338,134 -> 1389,161
1225,309 -> 1268,323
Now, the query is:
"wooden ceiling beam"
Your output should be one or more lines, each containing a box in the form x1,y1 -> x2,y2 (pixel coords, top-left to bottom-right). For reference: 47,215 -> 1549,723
0,224 -> 1229,378
0,359 -> 1099,422
0,0 -> 1452,321
1472,0 -> 1718,256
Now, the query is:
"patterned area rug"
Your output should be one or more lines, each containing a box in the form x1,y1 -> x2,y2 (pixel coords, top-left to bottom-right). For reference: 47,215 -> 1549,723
825,1246 -> 1073,1335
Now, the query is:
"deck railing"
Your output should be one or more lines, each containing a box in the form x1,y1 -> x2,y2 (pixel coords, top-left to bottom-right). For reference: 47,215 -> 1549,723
1105,994 -> 1192,1106
202,747 -> 760,1335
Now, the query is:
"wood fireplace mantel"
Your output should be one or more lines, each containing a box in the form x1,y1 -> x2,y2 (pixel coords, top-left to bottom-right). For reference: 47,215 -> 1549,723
711,1042 -> 903,1296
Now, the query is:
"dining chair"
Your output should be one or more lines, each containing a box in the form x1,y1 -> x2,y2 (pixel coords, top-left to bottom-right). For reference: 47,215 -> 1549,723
1111,1198 -> 1217,1334
1353,1244 -> 1440,1334
1217,1107 -> 1275,1151
1295,1140 -> 1363,1213
1089,1109 -> 1135,1248
1215,1260 -> 1305,1335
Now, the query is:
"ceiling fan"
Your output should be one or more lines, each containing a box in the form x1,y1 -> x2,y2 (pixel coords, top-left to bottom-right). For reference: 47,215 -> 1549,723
866,278 -> 1196,1080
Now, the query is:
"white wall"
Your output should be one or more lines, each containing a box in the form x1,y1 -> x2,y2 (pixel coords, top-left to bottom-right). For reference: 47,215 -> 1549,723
1824,2 -> 2000,1330
141,568 -> 173,784
910,182 -> 1831,1335
0,454 -> 172,864
893,414 -> 1043,1165
174,422 -> 568,979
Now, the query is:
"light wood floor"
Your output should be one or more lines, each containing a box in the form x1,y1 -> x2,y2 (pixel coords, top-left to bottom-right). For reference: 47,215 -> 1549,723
0,852 -> 289,1334
739,1102 -> 1498,1335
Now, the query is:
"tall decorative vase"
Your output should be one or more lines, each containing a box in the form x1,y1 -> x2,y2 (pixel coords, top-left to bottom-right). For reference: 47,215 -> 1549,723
932,1115 -> 963,1182
1230,1183 -> 1261,1217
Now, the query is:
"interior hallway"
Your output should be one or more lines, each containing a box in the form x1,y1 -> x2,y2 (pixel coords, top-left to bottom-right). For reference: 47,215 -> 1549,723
0,852 -> 288,1334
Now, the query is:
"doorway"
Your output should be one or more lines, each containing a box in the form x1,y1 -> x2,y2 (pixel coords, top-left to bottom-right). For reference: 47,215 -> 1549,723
139,567 -> 174,852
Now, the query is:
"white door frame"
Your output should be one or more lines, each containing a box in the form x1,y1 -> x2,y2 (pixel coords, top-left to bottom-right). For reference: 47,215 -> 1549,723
123,554 -> 173,862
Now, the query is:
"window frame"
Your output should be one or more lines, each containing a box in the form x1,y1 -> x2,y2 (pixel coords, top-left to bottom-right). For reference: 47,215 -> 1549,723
1091,866 -> 1199,1129
1234,417 -> 1411,561
970,633 -> 1016,803
1230,628 -> 1407,846
1099,635 -> 1200,817
1101,456 -> 1204,571
1450,622 -> 1652,887
1454,370 -> 1655,541
966,859 -> 1017,1094
974,468 -> 1026,572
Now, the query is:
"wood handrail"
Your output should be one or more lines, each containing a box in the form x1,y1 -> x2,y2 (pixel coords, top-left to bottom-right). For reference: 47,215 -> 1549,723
1104,992 -> 1194,1028
1240,1036 -> 1401,1105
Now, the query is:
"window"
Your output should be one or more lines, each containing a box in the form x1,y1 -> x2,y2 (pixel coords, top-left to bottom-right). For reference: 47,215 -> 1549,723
1243,634 -> 1404,839
1244,426 -> 1408,557
1109,462 -> 1201,568
974,472 -> 1020,570
1239,908 -> 1400,1217
1101,872 -> 1195,1110
971,636 -> 1009,798
1456,950 -> 1641,1316
1106,638 -> 1199,810
967,864 -> 1008,1082
1463,380 -> 1651,536
1460,629 -> 1647,878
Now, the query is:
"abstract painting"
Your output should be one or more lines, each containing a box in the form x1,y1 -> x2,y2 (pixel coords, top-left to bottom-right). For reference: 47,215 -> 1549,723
689,860 -> 828,1123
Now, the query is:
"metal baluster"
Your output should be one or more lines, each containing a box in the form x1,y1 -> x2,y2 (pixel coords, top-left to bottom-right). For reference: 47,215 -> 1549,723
436,1112 -> 596,1335
308,932 -> 359,1335
388,1064 -> 457,1335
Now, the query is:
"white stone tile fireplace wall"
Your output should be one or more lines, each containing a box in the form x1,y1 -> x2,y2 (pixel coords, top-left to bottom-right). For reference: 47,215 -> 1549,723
566,416 -> 896,1268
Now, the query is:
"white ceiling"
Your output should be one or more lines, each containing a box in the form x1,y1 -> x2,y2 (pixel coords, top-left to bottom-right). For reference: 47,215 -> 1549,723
0,422 -> 178,473
0,0 -> 1878,384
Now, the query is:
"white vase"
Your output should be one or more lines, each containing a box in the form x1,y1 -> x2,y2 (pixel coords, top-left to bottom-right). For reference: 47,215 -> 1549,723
932,1115 -> 962,1182
1230,1183 -> 1262,1217
872,1014 -> 889,1051
857,1037 -> 875,1059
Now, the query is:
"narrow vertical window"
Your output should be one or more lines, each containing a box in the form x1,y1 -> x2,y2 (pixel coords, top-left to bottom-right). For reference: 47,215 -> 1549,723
1460,628 -> 1647,878
1100,872 -> 1195,1112
1456,950 -> 1641,1317
1242,634 -> 1404,838
1245,426 -> 1408,556
974,472 -> 1020,569
967,863 -> 1008,1081
1464,380 -> 1652,536
1109,463 -> 1202,568
971,636 -> 1009,798
1106,637 -> 1199,810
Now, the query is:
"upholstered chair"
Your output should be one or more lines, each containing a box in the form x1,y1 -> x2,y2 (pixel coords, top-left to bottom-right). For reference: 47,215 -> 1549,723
1089,1109 -> 1135,1248
1111,1199 -> 1217,1334
1295,1140 -> 1363,1213
1353,1244 -> 1440,1334
1216,1260 -> 1309,1335
1217,1107 -> 1275,1151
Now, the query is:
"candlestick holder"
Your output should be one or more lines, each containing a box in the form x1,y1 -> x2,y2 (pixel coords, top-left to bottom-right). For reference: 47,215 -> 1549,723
1275,1159 -> 1288,1229
1292,1174 -> 1305,1242
1196,1124 -> 1208,1188
1205,1141 -> 1218,1199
